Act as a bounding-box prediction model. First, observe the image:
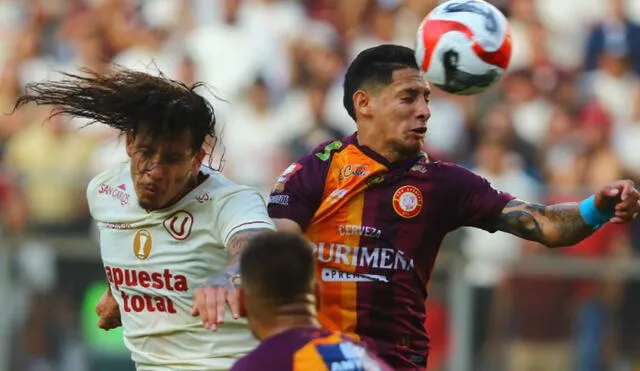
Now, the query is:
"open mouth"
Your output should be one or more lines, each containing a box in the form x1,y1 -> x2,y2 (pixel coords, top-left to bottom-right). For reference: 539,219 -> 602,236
410,127 -> 427,134
141,185 -> 158,196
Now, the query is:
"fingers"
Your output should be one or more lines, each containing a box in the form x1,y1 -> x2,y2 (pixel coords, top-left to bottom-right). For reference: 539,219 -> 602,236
191,287 -> 239,331
610,188 -> 640,222
191,288 -> 206,320
206,288 -> 221,331
97,314 -> 122,331
226,289 -> 240,320
215,288 -> 226,325
190,288 -> 201,316
605,186 -> 621,198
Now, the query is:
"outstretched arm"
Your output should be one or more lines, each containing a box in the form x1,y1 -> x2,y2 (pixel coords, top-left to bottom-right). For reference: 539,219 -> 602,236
497,180 -> 640,248
191,228 -> 271,330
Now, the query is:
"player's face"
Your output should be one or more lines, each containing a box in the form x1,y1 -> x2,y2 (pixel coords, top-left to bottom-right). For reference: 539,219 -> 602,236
371,68 -> 431,158
126,129 -> 204,210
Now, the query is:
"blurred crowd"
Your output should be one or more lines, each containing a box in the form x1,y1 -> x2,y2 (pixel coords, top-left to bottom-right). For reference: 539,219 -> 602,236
1,0 -> 640,370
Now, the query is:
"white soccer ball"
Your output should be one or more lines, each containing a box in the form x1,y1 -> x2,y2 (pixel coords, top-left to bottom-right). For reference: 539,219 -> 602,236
415,0 -> 512,95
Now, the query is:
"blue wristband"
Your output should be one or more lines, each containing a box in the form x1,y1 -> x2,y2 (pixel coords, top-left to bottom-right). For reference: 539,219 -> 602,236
579,195 -> 613,229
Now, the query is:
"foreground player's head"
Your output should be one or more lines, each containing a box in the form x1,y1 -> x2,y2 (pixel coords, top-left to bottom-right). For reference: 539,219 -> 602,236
14,69 -> 216,210
344,44 -> 431,161
238,232 -> 319,340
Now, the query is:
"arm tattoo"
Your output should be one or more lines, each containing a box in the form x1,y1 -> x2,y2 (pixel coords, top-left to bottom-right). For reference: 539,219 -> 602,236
496,199 -> 595,247
205,228 -> 270,288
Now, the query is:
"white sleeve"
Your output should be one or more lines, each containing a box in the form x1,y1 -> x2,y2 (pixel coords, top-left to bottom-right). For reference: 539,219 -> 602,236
213,186 -> 276,247
86,172 -> 105,219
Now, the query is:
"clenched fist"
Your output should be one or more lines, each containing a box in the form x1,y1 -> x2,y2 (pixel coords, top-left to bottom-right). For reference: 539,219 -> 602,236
96,287 -> 122,331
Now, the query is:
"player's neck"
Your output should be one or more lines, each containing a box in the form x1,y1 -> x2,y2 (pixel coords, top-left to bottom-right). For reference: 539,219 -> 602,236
256,315 -> 321,342
156,171 -> 206,211
253,301 -> 321,341
356,130 -> 411,163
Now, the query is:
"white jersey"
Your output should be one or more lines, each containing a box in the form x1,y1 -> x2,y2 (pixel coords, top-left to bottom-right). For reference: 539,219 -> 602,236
87,163 -> 275,370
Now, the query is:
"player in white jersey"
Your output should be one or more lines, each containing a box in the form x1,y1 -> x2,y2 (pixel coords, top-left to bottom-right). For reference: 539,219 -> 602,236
15,68 -> 276,370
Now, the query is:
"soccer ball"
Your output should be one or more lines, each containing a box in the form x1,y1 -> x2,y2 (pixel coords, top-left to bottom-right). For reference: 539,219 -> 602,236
415,0 -> 512,95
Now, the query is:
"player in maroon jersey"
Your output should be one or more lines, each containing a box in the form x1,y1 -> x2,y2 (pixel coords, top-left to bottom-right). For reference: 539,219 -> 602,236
268,44 -> 640,370
231,232 -> 391,371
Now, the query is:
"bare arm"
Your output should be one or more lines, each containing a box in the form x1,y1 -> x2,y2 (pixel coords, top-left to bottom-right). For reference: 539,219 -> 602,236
497,180 -> 640,247
192,228 -> 272,328
205,228 -> 272,287
496,199 -> 595,248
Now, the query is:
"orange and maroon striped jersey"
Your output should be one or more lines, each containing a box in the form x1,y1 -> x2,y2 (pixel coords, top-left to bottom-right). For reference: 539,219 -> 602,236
268,133 -> 514,369
230,328 -> 391,371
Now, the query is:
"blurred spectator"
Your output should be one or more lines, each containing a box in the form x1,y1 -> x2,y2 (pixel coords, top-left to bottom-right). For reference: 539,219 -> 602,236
584,0 -> 640,75
614,89 -> 640,180
222,76 -> 290,198
186,0 -> 265,100
460,136 -> 540,367
503,69 -> 554,148
582,28 -> 640,126
348,0 -> 413,60
5,107 -> 95,233
423,89 -> 470,162
489,246 -> 577,371
286,80 -> 345,160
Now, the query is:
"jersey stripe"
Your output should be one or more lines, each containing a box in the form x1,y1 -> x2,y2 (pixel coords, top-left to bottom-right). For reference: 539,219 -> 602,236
307,145 -> 387,339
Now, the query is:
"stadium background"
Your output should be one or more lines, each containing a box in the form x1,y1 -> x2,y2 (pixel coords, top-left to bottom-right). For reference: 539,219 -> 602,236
0,0 -> 640,370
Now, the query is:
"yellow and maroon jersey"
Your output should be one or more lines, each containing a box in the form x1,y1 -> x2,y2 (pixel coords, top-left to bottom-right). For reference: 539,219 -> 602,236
230,328 -> 391,371
268,133 -> 514,369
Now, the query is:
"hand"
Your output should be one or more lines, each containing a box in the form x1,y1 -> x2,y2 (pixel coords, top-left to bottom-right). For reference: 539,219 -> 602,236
190,274 -> 240,331
96,288 -> 121,331
595,180 -> 640,224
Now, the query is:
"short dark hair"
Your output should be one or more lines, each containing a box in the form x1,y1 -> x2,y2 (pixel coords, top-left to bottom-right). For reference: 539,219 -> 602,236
343,44 -> 419,120
240,232 -> 315,306
14,68 -> 217,154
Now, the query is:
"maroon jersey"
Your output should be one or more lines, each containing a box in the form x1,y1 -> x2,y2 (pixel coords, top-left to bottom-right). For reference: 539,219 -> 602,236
230,328 -> 391,371
268,133 -> 514,369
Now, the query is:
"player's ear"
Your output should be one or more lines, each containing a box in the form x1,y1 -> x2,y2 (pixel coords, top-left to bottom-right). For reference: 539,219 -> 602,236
192,148 -> 205,172
125,130 -> 134,157
238,287 -> 248,318
353,90 -> 372,118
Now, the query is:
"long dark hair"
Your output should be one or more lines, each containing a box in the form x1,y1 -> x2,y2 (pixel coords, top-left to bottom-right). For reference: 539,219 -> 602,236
14,67 -> 222,167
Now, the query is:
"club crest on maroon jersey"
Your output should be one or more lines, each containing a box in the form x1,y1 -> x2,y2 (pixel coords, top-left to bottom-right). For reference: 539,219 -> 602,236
392,185 -> 423,218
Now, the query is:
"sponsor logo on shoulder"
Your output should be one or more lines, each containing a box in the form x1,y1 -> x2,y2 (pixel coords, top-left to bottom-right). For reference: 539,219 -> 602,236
268,194 -> 290,206
409,163 -> 428,174
273,163 -> 302,193
98,183 -> 131,206
195,192 -> 211,203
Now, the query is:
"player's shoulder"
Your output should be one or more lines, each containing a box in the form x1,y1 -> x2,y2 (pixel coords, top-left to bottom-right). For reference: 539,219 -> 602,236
87,163 -> 129,193
200,167 -> 259,197
86,163 -> 132,215
311,133 -> 355,160
428,159 -> 486,182
299,331 -> 391,370
295,133 -> 356,166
